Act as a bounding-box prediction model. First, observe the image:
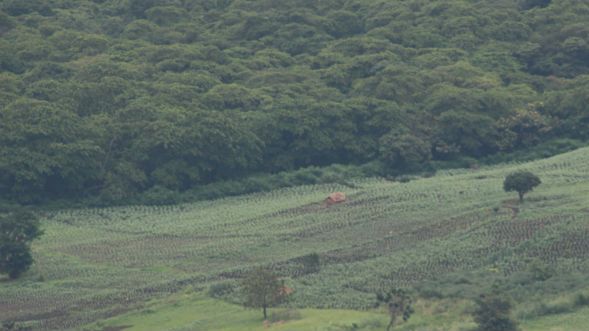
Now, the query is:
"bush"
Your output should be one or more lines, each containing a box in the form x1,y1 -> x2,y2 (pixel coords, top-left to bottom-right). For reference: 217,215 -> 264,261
208,282 -> 235,298
300,253 -> 321,274
574,293 -> 589,308
0,242 -> 33,279
473,293 -> 518,331
522,300 -> 573,318
138,185 -> 181,205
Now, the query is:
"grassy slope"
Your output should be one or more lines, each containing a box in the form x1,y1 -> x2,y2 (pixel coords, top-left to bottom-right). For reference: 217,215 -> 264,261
2,147 -> 589,330
89,292 -> 476,331
91,292 -> 588,331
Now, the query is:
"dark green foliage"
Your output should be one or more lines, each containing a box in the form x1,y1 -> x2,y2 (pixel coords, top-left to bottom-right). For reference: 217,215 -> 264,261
1,0 -> 53,16
520,0 -> 552,10
241,267 -> 286,320
1,320 -> 34,331
379,130 -> 432,172
527,259 -> 553,282
208,282 -> 236,299
325,11 -> 363,38
0,11 -> 15,35
503,171 -> 542,202
0,242 -> 33,279
127,162 -> 377,206
573,293 -> 589,308
0,0 -> 588,204
300,253 -> 321,275
1,321 -> 15,331
0,209 -> 42,279
0,209 -> 43,243
473,293 -> 519,331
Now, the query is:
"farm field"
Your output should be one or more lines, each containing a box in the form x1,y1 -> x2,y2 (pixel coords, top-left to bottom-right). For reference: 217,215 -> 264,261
2,147 -> 589,330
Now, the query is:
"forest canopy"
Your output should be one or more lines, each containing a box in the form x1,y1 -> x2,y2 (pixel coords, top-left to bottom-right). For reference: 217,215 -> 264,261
1,0 -> 588,203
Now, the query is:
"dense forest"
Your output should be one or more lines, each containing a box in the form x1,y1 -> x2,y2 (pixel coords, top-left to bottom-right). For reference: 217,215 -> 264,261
1,0 -> 588,204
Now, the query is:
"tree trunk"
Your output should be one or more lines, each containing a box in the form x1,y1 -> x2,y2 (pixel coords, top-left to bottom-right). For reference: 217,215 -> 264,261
263,305 -> 267,320
518,191 -> 524,202
386,315 -> 396,331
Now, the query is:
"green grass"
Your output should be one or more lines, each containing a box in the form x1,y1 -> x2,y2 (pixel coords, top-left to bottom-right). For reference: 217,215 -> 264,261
3,147 -> 589,330
88,292 -> 478,331
521,306 -> 589,331
88,292 -> 388,331
87,292 -> 589,331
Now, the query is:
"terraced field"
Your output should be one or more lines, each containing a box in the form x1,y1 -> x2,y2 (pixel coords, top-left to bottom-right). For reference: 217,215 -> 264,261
2,147 -> 589,330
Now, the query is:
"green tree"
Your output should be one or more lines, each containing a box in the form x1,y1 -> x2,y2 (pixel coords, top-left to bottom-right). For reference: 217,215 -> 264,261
241,267 -> 285,320
503,171 -> 541,202
520,0 -> 551,10
376,288 -> 414,331
496,105 -> 552,151
379,130 -> 432,172
0,209 -> 43,279
325,10 -> 364,38
0,242 -> 33,279
473,293 -> 519,331
0,0 -> 588,206
0,99 -> 102,202
435,110 -> 499,158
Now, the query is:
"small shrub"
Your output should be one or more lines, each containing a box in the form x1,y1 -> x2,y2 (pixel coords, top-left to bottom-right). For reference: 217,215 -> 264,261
418,287 -> 444,299
573,293 -> 589,308
1,321 -> 15,331
530,301 -> 573,317
473,293 -> 518,331
528,259 -> 553,282
138,185 -> 180,205
140,308 -> 156,315
0,321 -> 32,331
300,253 -> 321,275
397,175 -> 415,183
208,282 -> 235,298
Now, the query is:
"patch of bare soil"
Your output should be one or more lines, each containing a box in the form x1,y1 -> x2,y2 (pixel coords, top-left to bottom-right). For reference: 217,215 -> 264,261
502,199 -> 520,219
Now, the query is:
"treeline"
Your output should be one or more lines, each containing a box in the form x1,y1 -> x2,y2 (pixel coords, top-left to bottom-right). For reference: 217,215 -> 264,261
1,0 -> 588,204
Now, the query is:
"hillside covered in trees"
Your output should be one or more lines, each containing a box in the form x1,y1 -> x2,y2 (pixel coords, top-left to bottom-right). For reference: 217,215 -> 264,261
1,0 -> 589,204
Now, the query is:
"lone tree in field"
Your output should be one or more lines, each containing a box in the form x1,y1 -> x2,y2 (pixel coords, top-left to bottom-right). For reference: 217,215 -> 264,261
473,293 -> 519,331
503,171 -> 541,202
0,209 -> 43,279
241,267 -> 286,320
376,288 -> 414,331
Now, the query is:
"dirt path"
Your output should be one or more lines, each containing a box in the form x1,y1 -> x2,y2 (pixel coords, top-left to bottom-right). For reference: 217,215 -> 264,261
502,199 -> 520,219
